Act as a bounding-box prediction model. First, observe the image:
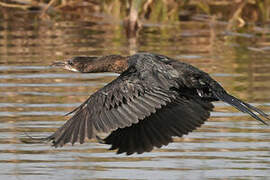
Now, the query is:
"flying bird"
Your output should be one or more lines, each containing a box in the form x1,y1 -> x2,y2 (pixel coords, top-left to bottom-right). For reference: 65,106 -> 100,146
48,53 -> 269,155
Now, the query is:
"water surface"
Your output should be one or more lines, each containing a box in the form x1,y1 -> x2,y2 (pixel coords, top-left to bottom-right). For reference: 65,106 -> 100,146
0,10 -> 270,180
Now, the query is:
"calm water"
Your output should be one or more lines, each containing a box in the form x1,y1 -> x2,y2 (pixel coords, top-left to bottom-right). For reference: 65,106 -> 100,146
0,10 -> 270,180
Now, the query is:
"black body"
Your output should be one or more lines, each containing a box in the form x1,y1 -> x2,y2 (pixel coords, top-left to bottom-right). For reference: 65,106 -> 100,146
47,53 -> 269,155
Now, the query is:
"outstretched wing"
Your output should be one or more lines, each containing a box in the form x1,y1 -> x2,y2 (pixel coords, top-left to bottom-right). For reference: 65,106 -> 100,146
104,96 -> 214,155
46,65 -> 180,147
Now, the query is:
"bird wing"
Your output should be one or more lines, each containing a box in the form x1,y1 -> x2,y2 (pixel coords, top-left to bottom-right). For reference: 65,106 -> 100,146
47,65 -> 182,147
104,96 -> 214,155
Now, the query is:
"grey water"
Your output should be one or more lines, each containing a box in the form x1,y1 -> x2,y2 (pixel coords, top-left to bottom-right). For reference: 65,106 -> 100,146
0,10 -> 270,180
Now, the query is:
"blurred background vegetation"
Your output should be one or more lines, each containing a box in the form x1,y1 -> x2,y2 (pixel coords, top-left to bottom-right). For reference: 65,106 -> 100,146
1,0 -> 270,26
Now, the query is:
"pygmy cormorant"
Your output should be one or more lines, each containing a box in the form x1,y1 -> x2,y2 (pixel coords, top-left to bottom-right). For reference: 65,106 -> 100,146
48,53 -> 269,155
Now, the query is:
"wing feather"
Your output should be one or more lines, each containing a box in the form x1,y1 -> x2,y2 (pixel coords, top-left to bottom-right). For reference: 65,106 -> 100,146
47,67 -> 176,147
104,96 -> 213,155
79,115 -> 86,144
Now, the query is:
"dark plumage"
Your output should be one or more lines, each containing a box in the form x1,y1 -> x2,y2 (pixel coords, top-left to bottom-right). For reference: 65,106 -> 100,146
48,52 -> 269,155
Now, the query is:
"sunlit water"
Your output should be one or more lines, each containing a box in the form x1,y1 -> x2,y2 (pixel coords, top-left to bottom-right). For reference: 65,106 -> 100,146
0,10 -> 270,180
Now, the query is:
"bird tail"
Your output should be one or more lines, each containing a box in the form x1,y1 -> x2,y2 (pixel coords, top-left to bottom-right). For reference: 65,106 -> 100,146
214,91 -> 269,125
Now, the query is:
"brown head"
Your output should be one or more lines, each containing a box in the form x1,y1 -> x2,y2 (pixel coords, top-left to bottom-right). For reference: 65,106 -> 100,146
51,55 -> 129,74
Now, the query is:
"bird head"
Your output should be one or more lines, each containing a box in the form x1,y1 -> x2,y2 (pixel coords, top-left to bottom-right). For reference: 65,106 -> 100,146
51,56 -> 98,73
51,55 -> 128,73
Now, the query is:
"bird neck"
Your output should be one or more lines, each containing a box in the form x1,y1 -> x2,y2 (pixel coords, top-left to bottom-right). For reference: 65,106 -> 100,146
81,55 -> 129,74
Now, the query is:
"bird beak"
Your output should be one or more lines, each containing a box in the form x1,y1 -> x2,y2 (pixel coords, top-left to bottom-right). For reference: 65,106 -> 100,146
50,61 -> 79,72
50,61 -> 67,67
